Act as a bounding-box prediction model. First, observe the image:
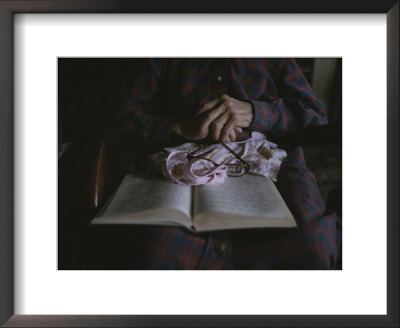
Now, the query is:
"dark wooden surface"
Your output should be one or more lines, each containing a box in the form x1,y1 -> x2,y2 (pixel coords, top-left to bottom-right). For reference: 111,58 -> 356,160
0,0 -> 13,326
2,0 -> 398,13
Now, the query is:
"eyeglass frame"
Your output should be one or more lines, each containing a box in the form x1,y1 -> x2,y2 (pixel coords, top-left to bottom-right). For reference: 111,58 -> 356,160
186,141 -> 250,177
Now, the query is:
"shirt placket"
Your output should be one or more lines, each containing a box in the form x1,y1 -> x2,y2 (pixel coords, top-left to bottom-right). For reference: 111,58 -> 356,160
197,232 -> 232,269
213,59 -> 229,98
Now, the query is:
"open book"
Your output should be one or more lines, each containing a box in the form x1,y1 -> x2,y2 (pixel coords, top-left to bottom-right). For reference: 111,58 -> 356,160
92,174 -> 296,232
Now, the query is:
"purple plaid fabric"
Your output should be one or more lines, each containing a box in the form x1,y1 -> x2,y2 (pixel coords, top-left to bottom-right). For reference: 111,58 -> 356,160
114,58 -> 341,270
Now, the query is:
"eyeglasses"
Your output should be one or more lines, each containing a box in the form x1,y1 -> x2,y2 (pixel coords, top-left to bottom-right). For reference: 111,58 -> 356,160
187,141 -> 250,177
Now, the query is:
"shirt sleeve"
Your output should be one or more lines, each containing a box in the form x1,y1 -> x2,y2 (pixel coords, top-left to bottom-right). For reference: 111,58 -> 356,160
248,59 -> 328,137
113,59 -> 177,152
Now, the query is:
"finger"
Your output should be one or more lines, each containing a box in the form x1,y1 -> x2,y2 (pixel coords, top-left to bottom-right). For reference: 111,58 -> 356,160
227,129 -> 236,143
219,117 -> 236,142
197,105 -> 226,138
233,126 -> 243,140
235,127 -> 243,134
201,103 -> 226,128
196,98 -> 220,116
210,112 -> 230,141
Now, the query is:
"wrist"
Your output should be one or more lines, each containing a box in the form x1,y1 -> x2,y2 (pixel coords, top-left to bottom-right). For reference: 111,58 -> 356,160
243,100 -> 254,126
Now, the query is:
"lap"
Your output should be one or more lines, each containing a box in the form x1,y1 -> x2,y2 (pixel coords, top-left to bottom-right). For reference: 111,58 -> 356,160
86,147 -> 341,269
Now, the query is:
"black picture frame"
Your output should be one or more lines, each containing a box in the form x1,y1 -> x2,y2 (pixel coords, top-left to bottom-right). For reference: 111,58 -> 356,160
0,1 -> 398,327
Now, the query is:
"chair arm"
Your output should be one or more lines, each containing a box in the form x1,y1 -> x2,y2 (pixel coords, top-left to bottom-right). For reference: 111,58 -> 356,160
89,129 -> 133,214
89,137 -> 107,210
59,129 -> 134,226
59,133 -> 106,224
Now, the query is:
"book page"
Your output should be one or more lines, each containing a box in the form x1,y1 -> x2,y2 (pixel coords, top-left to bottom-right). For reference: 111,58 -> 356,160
97,174 -> 192,220
193,174 -> 295,230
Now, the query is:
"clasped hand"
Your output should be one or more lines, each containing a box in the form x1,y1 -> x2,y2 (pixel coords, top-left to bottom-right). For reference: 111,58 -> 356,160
172,94 -> 253,143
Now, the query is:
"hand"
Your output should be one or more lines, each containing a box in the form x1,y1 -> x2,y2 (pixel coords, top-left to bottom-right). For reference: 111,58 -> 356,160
198,94 -> 253,143
172,95 -> 252,143
171,98 -> 222,141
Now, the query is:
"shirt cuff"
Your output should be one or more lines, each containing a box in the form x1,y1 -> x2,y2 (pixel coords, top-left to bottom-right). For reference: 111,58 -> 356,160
247,99 -> 276,133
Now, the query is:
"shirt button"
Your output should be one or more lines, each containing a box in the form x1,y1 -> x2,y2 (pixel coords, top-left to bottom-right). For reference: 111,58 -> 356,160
217,76 -> 223,82
216,243 -> 226,253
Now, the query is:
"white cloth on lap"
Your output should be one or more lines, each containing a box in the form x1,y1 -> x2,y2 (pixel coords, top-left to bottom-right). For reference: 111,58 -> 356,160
148,132 -> 287,186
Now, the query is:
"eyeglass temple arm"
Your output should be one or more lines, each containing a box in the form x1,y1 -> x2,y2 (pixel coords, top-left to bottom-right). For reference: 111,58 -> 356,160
220,142 -> 250,170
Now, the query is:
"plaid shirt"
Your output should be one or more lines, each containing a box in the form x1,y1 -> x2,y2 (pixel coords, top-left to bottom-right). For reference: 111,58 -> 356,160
114,58 -> 341,269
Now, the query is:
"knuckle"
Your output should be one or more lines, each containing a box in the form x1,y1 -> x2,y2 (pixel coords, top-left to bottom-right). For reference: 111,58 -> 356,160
210,121 -> 218,128
225,99 -> 233,107
205,112 -> 214,121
